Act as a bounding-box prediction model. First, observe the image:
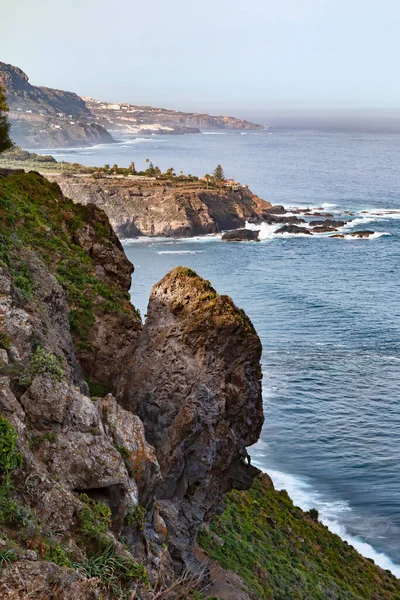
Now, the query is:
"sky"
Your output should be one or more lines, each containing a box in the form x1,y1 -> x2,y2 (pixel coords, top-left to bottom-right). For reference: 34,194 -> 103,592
1,0 -> 400,117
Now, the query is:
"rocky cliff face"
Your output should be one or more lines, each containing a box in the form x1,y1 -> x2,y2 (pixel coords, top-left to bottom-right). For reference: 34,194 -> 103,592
0,171 -> 263,597
118,268 -> 263,568
46,175 -> 272,238
0,62 -> 114,148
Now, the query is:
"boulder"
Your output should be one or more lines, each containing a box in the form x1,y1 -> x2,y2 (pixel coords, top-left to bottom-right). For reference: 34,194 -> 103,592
221,229 -> 259,242
275,225 -> 312,235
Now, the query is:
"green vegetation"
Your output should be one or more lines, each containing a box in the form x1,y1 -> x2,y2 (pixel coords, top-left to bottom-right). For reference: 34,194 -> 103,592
0,415 -> 22,486
198,474 -> 400,600
19,347 -> 64,388
28,431 -> 57,448
78,493 -> 112,547
73,544 -> 148,599
0,548 -> 17,571
43,542 -> 74,568
0,416 -> 34,532
84,375 -> 105,398
0,85 -> 13,154
125,504 -> 146,530
213,164 -> 225,182
0,332 -> 11,351
76,496 -> 148,597
0,172 -> 136,349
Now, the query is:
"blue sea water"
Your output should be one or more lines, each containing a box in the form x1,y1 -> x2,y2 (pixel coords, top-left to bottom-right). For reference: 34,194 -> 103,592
38,129 -> 400,574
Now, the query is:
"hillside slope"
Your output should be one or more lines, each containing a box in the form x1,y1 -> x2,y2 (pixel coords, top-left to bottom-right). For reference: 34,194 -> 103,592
0,62 -> 114,148
84,97 -> 264,133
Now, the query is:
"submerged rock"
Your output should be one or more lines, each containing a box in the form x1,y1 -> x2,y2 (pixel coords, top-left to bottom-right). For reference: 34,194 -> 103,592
222,229 -> 260,241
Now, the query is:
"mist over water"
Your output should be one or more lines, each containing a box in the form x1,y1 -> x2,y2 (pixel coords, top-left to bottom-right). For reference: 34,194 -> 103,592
37,128 -> 400,575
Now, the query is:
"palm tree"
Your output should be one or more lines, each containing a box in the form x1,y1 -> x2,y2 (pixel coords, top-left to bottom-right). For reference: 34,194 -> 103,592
112,164 -> 118,174
129,161 -> 136,174
204,173 -> 211,188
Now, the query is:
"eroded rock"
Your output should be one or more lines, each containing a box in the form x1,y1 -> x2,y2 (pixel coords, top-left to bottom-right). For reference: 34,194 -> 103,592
119,267 -> 263,569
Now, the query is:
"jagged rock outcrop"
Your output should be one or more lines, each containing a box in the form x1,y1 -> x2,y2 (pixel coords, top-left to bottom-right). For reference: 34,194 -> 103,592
0,171 -> 263,596
46,174 -> 272,238
118,267 -> 263,569
0,62 -> 114,148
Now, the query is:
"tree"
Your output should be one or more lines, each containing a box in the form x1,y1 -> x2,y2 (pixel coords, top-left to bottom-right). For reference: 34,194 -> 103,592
213,164 -> 225,182
204,173 -> 211,188
112,164 -> 118,174
146,162 -> 156,177
129,161 -> 136,174
0,85 -> 13,154
164,167 -> 175,179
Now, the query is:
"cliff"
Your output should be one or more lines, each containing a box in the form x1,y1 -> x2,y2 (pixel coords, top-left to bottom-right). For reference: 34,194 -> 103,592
46,174 -> 272,238
0,170 -> 263,597
83,97 -> 264,133
0,170 -> 399,600
0,62 -> 114,148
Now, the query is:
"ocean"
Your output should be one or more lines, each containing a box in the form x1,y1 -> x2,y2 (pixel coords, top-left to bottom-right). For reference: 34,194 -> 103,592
38,128 -> 400,575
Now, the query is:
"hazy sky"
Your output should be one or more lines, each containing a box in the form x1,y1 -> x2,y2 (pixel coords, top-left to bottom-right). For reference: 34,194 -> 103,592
1,0 -> 400,115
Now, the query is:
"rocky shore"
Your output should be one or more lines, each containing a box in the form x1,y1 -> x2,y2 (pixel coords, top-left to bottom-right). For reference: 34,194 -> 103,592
0,170 -> 397,599
45,174 -> 272,238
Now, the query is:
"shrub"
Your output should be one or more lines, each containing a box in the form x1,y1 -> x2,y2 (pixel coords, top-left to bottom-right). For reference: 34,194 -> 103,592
13,261 -> 34,301
74,544 -> 148,599
125,504 -> 146,530
44,542 -> 74,568
0,415 -> 22,484
19,347 -> 64,388
0,548 -> 17,571
0,332 -> 10,351
78,494 -> 111,544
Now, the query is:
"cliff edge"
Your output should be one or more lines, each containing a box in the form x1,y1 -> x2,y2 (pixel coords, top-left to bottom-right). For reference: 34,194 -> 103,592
46,174 -> 272,238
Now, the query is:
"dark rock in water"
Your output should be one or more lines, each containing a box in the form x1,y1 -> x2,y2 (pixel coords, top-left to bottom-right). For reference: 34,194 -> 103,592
275,224 -> 312,235
330,234 -> 346,238
311,226 -> 338,233
304,212 -> 334,218
222,229 -> 259,241
263,205 -> 286,214
310,219 -> 347,228
350,230 -> 375,238
248,214 -> 305,225
291,208 -> 310,214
